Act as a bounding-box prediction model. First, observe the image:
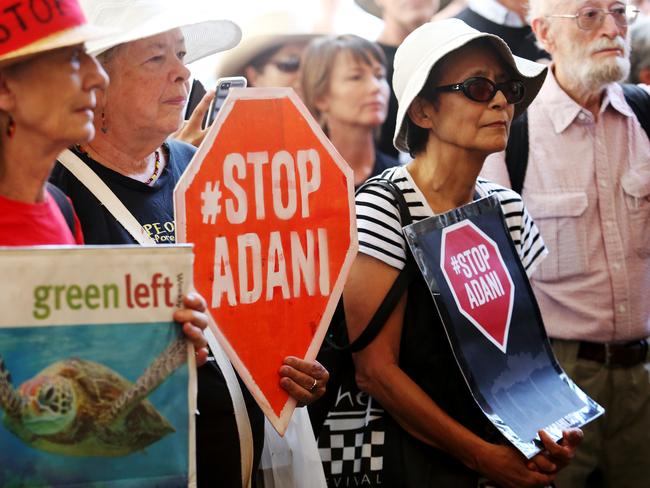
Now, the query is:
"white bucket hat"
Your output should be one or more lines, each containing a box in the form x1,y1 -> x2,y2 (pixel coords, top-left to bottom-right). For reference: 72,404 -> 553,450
81,0 -> 241,64
0,0 -> 113,66
215,10 -> 322,78
393,19 -> 548,153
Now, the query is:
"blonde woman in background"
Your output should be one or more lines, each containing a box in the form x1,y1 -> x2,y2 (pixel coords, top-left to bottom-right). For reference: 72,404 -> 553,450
301,34 -> 399,187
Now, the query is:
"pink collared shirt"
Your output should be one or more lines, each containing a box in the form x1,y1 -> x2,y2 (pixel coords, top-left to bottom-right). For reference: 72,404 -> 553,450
481,70 -> 650,342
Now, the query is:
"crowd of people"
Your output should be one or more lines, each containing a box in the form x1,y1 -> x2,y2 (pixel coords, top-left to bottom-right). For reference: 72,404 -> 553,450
0,0 -> 648,487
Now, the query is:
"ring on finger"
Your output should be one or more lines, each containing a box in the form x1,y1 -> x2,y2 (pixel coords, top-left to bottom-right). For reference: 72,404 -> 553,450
309,378 -> 318,393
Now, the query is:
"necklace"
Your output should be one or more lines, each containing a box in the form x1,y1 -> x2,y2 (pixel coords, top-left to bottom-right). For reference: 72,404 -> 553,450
75,144 -> 162,185
144,150 -> 161,185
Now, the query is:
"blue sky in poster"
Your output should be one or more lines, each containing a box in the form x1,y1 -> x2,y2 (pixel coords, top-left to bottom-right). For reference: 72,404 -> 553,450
0,322 -> 189,488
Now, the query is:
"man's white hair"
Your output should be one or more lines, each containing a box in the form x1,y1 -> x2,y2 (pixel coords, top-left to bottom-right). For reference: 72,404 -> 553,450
528,0 -> 566,21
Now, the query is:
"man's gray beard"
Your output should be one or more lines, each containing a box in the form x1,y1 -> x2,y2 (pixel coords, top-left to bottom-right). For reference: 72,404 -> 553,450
563,56 -> 631,94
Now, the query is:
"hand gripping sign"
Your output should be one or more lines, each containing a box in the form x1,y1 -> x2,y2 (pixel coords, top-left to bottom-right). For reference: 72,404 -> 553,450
175,87 -> 357,434
404,195 -> 603,458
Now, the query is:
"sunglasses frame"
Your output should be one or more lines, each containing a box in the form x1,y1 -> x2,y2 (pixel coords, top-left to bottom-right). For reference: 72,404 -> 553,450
267,57 -> 301,73
433,77 -> 526,105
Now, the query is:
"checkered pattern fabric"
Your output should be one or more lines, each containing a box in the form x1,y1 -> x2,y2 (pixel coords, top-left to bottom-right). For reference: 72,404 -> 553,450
317,384 -> 386,486
319,428 -> 384,476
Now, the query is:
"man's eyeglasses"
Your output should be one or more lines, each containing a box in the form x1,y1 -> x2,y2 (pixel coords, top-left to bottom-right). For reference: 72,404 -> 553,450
432,77 -> 526,105
268,56 -> 301,73
546,4 -> 640,31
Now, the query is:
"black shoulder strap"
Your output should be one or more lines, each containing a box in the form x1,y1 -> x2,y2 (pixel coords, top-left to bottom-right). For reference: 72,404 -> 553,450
46,182 -> 75,236
505,111 -> 529,195
622,84 -> 650,140
328,177 -> 417,353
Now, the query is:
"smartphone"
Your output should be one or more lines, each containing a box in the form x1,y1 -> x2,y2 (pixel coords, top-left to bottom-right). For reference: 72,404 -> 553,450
184,79 -> 207,120
204,76 -> 247,129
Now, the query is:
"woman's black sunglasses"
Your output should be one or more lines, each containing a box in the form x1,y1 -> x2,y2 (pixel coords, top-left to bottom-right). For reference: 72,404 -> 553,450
268,56 -> 301,73
433,77 -> 526,105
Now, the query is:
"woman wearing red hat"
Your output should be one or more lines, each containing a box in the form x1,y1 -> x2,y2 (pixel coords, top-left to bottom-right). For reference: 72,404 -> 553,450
0,0 -> 108,245
0,5 -> 212,478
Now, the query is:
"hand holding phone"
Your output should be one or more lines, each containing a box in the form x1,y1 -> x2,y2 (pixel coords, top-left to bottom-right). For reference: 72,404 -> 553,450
173,89 -> 215,147
204,76 -> 247,129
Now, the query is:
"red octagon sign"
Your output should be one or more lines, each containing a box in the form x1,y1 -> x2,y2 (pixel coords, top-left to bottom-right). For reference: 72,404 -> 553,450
175,88 -> 357,433
440,220 -> 514,353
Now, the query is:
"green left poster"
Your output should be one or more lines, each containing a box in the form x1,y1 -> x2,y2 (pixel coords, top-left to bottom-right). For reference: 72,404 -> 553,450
0,245 -> 196,488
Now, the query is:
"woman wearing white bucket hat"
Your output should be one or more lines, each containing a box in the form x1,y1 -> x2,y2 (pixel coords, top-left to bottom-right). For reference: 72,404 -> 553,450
343,19 -> 582,487
49,1 -> 329,486
0,0 -> 109,245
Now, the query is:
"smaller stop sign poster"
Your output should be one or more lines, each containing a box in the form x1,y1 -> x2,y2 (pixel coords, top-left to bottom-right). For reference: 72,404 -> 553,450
404,195 -> 603,458
175,88 -> 357,434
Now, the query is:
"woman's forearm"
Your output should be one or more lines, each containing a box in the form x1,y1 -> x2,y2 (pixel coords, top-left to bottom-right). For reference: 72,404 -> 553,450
354,357 -> 487,471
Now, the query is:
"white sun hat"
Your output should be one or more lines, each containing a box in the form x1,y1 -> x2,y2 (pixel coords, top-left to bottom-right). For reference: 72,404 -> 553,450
215,10 -> 323,79
81,0 -> 242,64
0,0 -> 113,66
393,19 -> 548,153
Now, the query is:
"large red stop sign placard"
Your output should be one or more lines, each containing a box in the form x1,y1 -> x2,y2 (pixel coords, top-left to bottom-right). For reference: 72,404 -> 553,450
175,88 -> 357,434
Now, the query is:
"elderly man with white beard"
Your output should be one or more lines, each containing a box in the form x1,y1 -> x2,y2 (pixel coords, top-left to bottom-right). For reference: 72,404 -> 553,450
480,1 -> 650,487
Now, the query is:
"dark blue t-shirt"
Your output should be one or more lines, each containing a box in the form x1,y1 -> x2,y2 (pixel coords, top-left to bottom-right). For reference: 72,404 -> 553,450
50,140 -> 195,245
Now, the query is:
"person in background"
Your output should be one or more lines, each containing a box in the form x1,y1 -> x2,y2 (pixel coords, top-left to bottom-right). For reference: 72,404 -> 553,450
634,0 -> 650,15
630,15 -> 650,83
354,0 -> 441,160
176,10 -> 324,148
481,1 -> 650,486
216,10 -> 321,93
345,18 -> 581,487
301,34 -> 398,187
455,0 -> 550,61
0,0 -> 107,246
49,1 -> 329,486
432,0 -> 468,20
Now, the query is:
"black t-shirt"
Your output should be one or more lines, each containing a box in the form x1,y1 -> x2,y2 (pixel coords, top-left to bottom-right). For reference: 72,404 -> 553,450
50,139 -> 265,487
354,148 -> 400,189
371,149 -> 400,179
456,8 -> 550,62
377,43 -> 400,160
50,141 -> 195,245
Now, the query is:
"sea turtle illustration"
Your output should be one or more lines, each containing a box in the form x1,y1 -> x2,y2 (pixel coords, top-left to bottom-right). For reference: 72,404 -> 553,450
0,337 -> 187,457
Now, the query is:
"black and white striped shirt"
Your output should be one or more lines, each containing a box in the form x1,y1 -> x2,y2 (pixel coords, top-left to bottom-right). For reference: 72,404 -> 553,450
356,166 -> 547,277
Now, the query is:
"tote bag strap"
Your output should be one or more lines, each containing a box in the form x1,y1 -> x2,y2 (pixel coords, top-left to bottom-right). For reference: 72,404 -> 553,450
57,149 -> 156,245
204,329 -> 255,488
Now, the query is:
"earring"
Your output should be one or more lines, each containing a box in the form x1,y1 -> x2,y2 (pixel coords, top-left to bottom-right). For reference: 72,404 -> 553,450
100,109 -> 108,134
6,115 -> 15,138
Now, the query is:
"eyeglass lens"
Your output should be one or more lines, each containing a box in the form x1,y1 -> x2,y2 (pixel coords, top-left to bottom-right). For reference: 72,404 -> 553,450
577,4 -> 638,30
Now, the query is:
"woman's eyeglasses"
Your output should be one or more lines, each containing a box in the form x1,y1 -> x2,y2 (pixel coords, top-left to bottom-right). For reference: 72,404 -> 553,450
432,77 -> 526,105
546,4 -> 639,31
268,56 -> 301,73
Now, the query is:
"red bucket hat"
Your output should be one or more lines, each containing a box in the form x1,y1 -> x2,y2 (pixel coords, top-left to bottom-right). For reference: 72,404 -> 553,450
0,0 -> 112,66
